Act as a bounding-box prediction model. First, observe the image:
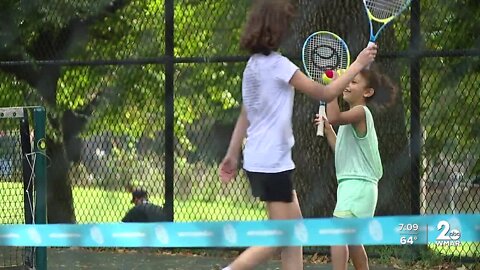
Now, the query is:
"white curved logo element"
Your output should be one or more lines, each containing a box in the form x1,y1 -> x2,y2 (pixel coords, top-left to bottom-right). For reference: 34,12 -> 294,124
368,219 -> 383,242
155,225 -> 169,244
223,224 -> 237,244
90,226 -> 104,245
27,228 -> 42,245
294,222 -> 308,243
447,217 -> 462,241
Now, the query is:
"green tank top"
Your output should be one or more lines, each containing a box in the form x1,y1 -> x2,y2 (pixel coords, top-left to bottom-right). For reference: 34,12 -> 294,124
335,106 -> 383,183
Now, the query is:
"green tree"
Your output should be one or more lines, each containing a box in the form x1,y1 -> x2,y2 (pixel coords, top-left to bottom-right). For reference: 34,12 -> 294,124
420,0 -> 479,179
0,0 -> 248,222
1,0 -> 133,223
416,0 -> 480,214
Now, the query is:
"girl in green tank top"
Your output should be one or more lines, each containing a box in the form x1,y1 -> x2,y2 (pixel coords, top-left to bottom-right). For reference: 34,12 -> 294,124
315,66 -> 398,270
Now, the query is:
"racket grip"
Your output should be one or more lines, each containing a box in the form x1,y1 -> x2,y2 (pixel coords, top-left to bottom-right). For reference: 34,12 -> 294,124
365,41 -> 376,70
316,102 -> 326,137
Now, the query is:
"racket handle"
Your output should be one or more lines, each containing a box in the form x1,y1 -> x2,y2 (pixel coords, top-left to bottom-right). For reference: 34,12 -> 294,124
316,102 -> 326,137
365,41 -> 376,70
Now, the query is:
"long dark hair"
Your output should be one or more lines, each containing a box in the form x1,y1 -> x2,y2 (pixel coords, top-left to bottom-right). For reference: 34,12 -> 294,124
240,0 -> 296,55
359,66 -> 399,110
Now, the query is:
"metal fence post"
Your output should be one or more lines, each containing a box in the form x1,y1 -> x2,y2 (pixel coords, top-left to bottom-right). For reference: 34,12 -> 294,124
164,0 -> 175,221
409,0 -> 422,215
33,107 -> 47,270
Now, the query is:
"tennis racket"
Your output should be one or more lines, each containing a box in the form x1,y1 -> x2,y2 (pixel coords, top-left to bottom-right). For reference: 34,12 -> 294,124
363,0 -> 412,46
302,31 -> 350,137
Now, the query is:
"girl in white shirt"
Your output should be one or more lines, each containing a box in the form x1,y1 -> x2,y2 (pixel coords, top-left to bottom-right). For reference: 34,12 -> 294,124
219,0 -> 377,269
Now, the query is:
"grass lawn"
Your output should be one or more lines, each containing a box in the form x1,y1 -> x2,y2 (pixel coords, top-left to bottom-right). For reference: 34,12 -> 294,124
72,186 -> 267,223
0,181 -> 27,223
0,182 -> 266,223
429,242 -> 480,258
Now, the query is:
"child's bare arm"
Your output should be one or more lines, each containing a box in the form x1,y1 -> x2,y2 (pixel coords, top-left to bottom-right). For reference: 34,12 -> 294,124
323,119 -> 336,152
326,97 -> 365,126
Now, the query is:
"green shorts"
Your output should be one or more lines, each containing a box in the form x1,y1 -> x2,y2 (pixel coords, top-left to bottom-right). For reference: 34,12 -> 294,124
333,179 -> 378,218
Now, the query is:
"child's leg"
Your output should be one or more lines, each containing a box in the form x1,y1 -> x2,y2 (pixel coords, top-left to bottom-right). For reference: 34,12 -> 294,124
227,191 -> 303,270
331,245 -> 349,270
226,246 -> 280,270
331,210 -> 354,270
267,190 -> 303,270
348,245 -> 369,270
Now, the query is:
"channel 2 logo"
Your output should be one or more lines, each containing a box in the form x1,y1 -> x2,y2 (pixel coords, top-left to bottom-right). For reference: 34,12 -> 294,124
435,220 -> 461,246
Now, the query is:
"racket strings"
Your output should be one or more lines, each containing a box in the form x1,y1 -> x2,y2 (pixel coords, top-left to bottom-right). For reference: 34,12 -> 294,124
305,35 -> 349,82
365,0 -> 410,19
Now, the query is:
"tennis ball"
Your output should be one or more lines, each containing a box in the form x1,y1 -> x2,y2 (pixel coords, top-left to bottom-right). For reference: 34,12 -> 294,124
322,69 -> 334,84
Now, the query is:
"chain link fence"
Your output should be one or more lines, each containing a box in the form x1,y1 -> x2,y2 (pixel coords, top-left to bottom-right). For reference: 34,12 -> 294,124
0,0 -> 478,266
0,126 -> 30,268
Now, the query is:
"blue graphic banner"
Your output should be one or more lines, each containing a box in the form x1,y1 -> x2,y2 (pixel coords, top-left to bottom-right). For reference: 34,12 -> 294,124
0,214 -> 478,247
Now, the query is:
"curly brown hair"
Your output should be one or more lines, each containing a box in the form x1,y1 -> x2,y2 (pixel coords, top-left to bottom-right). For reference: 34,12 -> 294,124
240,0 -> 297,55
359,66 -> 399,110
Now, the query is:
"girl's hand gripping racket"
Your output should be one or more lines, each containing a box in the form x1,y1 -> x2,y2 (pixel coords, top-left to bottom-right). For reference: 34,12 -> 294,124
301,31 -> 350,136
362,0 -> 412,47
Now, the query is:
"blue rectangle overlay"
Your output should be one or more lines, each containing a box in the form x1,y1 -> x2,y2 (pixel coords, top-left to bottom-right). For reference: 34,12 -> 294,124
0,214 -> 478,247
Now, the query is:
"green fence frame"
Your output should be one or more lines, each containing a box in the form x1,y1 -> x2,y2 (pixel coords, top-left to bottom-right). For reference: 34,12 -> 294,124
0,106 -> 47,270
33,107 -> 47,270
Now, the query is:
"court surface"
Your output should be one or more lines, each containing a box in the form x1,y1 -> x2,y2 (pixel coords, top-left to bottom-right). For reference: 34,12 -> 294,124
46,248 -> 397,269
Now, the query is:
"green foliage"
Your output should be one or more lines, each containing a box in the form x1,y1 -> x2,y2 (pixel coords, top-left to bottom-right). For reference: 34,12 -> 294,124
69,140 -> 165,191
398,0 -> 480,182
423,0 -> 480,50
0,0 -> 249,156
419,63 -> 479,181
61,0 -> 246,156
0,73 -> 33,107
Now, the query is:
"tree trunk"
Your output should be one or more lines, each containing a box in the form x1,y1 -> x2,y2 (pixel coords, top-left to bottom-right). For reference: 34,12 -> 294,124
46,138 -> 76,223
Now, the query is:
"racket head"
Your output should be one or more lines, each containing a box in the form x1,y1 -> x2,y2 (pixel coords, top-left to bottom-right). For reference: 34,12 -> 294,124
363,0 -> 412,41
302,31 -> 351,85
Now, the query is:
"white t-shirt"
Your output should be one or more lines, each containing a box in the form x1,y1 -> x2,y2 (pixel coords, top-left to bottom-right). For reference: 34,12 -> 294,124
242,52 -> 299,173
